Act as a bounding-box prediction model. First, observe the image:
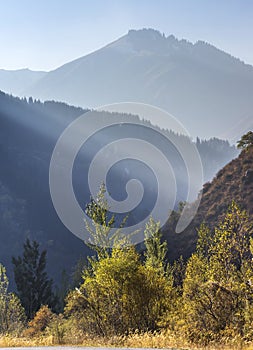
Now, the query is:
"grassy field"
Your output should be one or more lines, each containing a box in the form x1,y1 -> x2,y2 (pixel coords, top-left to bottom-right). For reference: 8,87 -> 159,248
1,332 -> 253,350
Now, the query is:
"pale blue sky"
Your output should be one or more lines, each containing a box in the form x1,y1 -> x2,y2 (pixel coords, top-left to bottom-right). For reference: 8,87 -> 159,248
1,0 -> 253,71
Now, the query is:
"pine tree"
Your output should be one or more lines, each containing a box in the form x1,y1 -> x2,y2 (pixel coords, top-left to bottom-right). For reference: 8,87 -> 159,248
12,239 -> 55,319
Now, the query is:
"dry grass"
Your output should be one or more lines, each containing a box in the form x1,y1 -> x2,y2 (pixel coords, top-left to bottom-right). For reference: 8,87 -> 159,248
1,332 -> 253,350
0,334 -> 54,347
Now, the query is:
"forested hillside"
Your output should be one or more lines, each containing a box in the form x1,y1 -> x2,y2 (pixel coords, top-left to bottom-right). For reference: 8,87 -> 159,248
0,91 -> 238,288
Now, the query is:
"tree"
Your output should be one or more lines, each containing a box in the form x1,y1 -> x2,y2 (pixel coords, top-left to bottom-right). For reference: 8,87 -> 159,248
26,305 -> 54,337
144,217 -> 167,274
208,202 -> 253,335
237,131 -> 253,151
12,239 -> 55,319
183,202 -> 253,343
65,246 -> 171,336
85,183 -> 127,260
65,188 -> 172,336
0,264 -> 26,335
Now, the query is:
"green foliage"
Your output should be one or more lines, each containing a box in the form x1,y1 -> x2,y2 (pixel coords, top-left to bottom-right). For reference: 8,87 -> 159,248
170,255 -> 186,289
12,238 -> 55,319
144,217 -> 167,274
0,263 -> 26,335
182,201 -> 253,344
6,196 -> 251,347
65,187 -> 172,337
68,191 -> 253,344
0,263 -> 8,301
85,183 -> 128,260
47,313 -> 66,344
196,223 -> 212,258
237,131 -> 253,150
209,201 -> 252,285
65,245 -> 172,336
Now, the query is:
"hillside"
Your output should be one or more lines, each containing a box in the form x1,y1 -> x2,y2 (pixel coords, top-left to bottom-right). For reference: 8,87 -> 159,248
165,146 -> 253,260
0,91 -> 237,288
19,28 -> 253,140
0,92 -> 89,287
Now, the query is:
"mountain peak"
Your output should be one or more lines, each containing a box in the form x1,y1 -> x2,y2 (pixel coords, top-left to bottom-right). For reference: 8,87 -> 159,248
114,28 -> 176,55
127,28 -> 164,39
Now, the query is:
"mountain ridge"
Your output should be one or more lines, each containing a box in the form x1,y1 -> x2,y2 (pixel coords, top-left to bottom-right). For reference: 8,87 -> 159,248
0,68 -> 46,96
1,28 -> 253,140
24,29 -> 253,140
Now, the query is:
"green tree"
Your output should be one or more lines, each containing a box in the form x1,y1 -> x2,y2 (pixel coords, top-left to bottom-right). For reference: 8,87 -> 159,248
0,263 -> 26,335
237,131 -> 253,151
85,183 -> 128,260
65,246 -> 171,336
183,202 -> 253,343
12,239 -> 55,319
144,217 -> 167,274
170,255 -> 186,289
65,187 -> 172,336
208,202 -> 253,335
209,202 -> 252,283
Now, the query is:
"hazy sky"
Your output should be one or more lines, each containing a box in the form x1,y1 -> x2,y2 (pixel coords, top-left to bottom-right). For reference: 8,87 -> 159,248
1,0 -> 253,71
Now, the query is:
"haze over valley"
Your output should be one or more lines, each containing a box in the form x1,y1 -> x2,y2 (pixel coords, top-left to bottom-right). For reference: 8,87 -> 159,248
0,1 -> 252,348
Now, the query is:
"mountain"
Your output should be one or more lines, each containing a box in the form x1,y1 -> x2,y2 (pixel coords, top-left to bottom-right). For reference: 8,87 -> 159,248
20,28 -> 253,140
0,68 -> 46,96
165,146 -> 253,261
0,91 -> 237,288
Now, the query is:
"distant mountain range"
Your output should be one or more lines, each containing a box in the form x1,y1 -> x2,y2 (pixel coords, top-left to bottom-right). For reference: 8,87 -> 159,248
0,68 -> 46,96
0,28 -> 252,140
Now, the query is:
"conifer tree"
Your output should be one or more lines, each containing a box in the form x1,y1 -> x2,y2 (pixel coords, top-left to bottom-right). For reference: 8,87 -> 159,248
12,239 -> 55,319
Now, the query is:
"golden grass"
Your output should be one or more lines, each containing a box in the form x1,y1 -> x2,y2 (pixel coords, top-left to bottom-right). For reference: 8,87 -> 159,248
0,334 -> 54,347
1,331 -> 253,350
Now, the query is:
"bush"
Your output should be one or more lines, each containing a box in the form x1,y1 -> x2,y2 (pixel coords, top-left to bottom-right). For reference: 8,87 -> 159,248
24,305 -> 54,337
